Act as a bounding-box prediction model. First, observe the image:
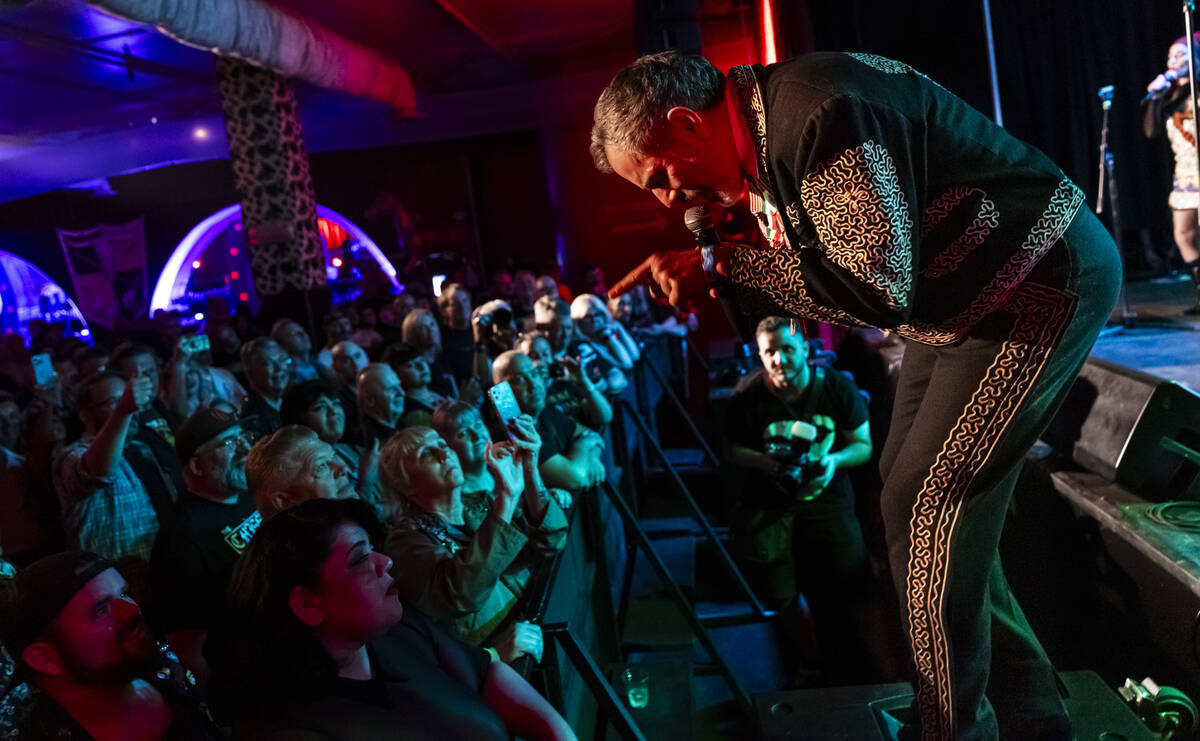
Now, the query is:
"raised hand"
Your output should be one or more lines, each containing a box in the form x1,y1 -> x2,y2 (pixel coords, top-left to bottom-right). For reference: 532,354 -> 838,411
486,442 -> 525,520
507,414 -> 542,463
491,620 -> 544,664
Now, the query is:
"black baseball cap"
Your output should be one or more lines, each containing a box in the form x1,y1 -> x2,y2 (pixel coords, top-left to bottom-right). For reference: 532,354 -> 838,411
0,552 -> 116,658
175,406 -> 242,463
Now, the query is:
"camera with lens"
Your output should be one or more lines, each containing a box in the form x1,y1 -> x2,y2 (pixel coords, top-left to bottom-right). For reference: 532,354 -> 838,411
472,300 -> 515,353
763,420 -> 830,501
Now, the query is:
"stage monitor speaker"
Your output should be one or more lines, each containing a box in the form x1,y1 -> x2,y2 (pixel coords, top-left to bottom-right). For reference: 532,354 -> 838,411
754,671 -> 1156,740
1043,357 -> 1200,501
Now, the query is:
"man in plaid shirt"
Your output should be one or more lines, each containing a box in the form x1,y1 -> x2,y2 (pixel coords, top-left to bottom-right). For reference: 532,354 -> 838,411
53,372 -> 161,560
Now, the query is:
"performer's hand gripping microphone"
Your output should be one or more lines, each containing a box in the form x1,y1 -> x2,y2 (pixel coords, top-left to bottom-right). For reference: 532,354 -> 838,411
684,205 -> 756,373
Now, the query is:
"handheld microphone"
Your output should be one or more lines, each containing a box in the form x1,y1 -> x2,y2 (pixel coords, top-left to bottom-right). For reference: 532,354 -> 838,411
684,205 -> 756,373
1143,69 -> 1183,104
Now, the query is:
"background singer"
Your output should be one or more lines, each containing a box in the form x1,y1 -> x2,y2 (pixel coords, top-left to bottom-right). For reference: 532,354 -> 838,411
1145,33 -> 1200,313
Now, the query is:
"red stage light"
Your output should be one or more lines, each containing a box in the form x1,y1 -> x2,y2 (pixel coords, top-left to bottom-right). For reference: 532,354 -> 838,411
192,260 -> 202,269
317,218 -> 348,249
230,248 -> 239,256
230,271 -> 240,280
760,0 -> 778,64
239,292 -> 249,302
332,257 -> 343,267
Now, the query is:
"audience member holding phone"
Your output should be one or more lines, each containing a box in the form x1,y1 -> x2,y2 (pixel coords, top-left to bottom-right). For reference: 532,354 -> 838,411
490,354 -> 605,491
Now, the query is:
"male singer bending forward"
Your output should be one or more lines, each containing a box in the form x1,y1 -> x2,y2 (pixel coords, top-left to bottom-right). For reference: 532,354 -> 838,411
596,51 -> 1119,741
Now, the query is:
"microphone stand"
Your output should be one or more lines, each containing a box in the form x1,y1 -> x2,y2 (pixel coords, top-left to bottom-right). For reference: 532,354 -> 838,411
1096,85 -> 1135,330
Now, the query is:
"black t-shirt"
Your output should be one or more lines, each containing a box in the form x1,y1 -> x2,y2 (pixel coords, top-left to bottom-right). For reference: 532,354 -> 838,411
535,403 -> 577,467
484,400 -> 575,465
441,326 -> 476,385
544,377 -> 590,427
727,367 -> 868,512
240,392 -> 282,443
148,491 -> 261,633
242,608 -> 505,741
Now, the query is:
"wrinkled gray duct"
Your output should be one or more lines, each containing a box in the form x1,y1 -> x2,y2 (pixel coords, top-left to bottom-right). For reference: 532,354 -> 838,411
85,0 -> 418,114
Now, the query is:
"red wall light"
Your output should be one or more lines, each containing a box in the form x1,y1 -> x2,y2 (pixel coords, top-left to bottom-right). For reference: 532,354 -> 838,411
760,0 -> 778,64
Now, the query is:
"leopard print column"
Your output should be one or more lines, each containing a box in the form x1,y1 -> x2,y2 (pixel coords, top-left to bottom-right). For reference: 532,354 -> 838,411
216,56 -> 325,297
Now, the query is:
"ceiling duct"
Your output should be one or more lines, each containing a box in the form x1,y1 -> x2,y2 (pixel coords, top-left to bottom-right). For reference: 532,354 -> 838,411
85,0 -> 418,114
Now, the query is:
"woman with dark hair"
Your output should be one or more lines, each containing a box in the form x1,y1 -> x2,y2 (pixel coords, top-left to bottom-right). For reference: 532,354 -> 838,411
282,380 -> 381,517
209,497 -> 575,740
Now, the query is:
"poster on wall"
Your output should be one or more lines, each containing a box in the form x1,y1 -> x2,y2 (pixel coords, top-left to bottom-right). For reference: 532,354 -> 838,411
56,217 -> 147,328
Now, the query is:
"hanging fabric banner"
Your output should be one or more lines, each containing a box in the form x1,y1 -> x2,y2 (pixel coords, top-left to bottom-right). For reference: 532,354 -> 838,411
56,217 -> 147,328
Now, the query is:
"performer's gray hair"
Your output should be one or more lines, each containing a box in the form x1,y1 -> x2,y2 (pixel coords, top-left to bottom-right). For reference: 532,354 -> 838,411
591,51 -> 725,172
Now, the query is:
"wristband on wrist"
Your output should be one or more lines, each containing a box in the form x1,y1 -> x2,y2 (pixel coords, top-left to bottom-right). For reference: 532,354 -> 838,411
484,647 -> 500,663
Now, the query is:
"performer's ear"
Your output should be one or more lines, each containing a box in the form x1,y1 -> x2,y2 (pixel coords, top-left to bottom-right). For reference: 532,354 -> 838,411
665,106 -> 706,138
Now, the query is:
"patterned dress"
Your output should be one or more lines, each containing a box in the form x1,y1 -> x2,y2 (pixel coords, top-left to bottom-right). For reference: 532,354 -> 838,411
1145,82 -> 1198,210
1167,95 -> 1199,210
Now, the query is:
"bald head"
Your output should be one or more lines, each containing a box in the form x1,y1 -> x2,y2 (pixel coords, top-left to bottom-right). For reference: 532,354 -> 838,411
492,351 -> 544,417
357,363 -> 405,427
331,340 -> 367,388
491,351 -> 526,386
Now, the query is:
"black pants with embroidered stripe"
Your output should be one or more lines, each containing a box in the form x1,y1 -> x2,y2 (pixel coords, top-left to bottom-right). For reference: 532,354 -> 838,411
879,210 -> 1120,741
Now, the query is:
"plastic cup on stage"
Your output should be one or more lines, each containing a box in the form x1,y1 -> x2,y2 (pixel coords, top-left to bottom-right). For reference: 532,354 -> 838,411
621,666 -> 649,709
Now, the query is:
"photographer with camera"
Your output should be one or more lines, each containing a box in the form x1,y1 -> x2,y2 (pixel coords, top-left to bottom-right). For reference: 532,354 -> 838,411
723,316 -> 879,687
471,299 -> 518,388
516,333 -> 612,430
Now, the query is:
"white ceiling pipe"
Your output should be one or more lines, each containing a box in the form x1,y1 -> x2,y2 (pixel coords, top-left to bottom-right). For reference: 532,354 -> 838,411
85,0 -> 418,114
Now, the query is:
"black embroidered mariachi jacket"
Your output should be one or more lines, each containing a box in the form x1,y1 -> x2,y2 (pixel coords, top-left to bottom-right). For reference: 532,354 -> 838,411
726,52 -> 1086,346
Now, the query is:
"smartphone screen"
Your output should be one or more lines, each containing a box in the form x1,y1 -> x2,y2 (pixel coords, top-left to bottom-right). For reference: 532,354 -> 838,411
432,274 -> 447,297
487,381 -> 522,434
31,353 -> 55,387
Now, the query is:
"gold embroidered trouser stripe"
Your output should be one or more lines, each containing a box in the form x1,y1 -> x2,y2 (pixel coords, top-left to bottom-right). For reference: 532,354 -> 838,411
904,283 -> 1074,740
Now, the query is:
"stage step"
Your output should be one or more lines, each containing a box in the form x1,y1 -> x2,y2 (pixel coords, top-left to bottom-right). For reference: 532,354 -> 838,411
753,670 -> 1156,740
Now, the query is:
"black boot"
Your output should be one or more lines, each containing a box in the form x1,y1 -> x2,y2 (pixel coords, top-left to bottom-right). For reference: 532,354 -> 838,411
1187,260 -> 1200,315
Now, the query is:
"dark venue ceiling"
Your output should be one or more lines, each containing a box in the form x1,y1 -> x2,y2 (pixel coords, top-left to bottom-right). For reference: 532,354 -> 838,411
0,0 -> 638,202
0,0 -> 1187,241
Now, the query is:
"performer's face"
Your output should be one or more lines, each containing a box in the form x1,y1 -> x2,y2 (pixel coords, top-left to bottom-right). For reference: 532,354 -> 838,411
604,110 -> 745,209
1169,43 -> 1190,73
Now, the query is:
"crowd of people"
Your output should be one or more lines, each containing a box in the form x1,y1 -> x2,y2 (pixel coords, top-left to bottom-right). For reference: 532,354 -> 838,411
0,266 -> 704,739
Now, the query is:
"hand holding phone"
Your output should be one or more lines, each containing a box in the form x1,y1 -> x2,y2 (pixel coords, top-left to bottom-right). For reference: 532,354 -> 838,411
487,381 -> 522,438
181,334 -> 210,355
30,353 -> 56,389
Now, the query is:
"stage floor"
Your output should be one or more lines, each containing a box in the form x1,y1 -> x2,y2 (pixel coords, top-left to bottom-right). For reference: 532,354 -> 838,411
1091,273 -> 1200,391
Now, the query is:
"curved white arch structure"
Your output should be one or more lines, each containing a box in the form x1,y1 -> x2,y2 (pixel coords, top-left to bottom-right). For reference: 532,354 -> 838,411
150,204 -> 399,315
0,250 -> 92,343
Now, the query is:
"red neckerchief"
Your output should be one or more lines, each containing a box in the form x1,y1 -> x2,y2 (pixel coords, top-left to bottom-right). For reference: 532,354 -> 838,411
725,76 -> 759,186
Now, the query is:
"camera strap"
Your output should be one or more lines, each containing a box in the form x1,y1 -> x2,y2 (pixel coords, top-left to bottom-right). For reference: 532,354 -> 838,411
779,365 -> 825,424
